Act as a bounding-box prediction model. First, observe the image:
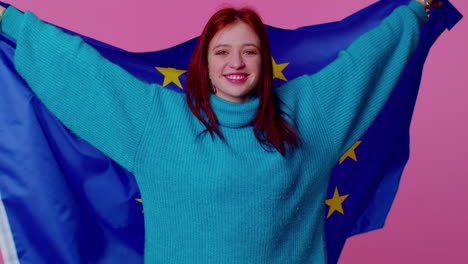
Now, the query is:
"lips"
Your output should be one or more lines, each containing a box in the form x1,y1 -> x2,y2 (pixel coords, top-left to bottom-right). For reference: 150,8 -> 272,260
224,73 -> 248,83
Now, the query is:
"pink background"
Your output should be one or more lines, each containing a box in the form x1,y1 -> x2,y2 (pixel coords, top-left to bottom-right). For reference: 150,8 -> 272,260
5,0 -> 468,263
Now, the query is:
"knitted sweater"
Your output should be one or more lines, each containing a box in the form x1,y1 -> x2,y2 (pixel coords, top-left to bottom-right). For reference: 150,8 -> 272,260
1,2 -> 425,263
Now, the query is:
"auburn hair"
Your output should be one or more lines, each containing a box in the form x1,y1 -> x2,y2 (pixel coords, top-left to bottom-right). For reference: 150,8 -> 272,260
185,7 -> 301,155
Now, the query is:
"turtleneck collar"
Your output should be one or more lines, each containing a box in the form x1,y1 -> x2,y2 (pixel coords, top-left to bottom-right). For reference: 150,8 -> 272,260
210,95 -> 259,128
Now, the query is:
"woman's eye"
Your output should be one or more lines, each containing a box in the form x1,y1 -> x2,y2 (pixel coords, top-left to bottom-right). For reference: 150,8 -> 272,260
244,50 -> 258,55
215,50 -> 227,55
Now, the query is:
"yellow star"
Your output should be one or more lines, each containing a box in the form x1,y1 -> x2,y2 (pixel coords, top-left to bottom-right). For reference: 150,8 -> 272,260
155,67 -> 187,89
135,198 -> 144,213
271,57 -> 289,81
325,187 -> 349,218
339,140 -> 362,165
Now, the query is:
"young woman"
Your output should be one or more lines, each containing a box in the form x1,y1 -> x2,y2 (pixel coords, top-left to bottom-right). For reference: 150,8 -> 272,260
0,0 -> 431,263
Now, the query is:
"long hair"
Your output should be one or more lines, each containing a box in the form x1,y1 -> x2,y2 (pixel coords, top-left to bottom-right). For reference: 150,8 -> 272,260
185,7 -> 301,155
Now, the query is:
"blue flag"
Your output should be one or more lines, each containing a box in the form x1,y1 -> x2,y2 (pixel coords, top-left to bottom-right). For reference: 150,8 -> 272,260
0,0 -> 462,263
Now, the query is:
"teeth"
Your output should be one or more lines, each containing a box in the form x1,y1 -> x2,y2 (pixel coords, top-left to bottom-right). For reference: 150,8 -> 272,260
226,75 -> 246,80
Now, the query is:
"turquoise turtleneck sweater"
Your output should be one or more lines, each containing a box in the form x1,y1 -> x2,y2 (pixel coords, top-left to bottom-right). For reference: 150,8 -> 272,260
1,2 -> 425,263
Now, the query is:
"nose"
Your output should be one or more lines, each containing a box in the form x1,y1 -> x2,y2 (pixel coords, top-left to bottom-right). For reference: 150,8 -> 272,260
229,52 -> 245,69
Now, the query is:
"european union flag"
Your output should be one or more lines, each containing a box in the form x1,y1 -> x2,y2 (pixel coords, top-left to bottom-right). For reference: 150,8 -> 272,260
0,0 -> 462,263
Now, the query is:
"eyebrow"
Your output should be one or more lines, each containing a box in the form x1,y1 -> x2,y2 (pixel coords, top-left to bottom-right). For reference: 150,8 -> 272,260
211,43 -> 260,50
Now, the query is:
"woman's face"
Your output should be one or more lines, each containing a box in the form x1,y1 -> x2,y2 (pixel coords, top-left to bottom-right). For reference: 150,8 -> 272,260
207,22 -> 261,104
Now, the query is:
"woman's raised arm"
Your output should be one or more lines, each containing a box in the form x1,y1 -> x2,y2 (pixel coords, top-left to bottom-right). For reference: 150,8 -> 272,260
0,6 -> 159,172
310,0 -> 428,156
277,1 -> 428,157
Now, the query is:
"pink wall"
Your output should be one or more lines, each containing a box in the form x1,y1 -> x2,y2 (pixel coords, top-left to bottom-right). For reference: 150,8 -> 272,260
5,0 -> 468,263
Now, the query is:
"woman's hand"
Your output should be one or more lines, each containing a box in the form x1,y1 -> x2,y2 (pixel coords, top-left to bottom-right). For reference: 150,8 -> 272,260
0,6 -> 6,17
414,0 -> 433,21
415,0 -> 433,7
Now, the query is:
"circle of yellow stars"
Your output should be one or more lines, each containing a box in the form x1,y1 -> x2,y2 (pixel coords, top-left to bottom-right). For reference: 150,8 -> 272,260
152,55 -> 364,221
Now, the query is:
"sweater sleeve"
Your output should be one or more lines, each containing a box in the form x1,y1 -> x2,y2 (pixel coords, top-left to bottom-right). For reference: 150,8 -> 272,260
286,1 -> 426,157
0,6 -> 158,172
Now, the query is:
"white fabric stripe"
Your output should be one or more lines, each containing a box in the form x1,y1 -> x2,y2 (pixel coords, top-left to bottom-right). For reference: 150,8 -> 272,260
0,193 -> 20,264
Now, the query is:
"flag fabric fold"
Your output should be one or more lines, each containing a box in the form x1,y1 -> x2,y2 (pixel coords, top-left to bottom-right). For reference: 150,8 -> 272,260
0,0 -> 462,263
